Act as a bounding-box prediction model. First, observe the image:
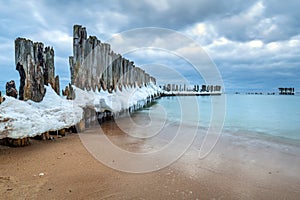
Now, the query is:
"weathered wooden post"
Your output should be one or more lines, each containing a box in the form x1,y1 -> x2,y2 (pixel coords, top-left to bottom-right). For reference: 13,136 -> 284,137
15,38 -> 60,102
6,80 -> 18,98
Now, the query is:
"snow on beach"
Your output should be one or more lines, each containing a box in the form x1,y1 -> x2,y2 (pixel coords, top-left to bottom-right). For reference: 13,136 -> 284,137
0,83 -> 161,139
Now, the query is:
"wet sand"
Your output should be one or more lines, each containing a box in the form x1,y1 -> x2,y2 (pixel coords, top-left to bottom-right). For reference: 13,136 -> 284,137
1,121 -> 300,199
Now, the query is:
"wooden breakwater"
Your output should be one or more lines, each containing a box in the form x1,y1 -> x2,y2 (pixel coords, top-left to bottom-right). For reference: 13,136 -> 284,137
69,25 -> 156,92
161,91 -> 222,96
0,25 -> 160,147
66,25 -> 160,128
161,84 -> 222,96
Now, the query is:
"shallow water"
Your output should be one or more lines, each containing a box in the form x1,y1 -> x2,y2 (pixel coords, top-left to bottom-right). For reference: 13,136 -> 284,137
82,96 -> 300,176
137,94 -> 300,141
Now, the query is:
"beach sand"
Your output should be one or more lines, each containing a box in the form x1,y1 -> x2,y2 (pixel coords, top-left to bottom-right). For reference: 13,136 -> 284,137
1,121 -> 300,200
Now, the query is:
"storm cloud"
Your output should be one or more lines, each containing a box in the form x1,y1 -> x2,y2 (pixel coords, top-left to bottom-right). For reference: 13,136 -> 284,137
0,0 -> 299,92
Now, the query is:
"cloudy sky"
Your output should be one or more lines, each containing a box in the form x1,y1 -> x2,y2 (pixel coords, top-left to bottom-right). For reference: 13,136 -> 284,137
0,0 -> 299,92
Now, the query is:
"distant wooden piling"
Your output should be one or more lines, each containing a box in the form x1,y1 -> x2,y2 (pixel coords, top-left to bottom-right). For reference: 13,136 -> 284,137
161,84 -> 222,96
278,87 -> 295,95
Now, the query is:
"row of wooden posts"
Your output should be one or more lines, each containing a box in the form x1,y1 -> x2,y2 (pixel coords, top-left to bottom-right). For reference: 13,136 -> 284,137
0,25 -> 159,147
70,25 -> 156,93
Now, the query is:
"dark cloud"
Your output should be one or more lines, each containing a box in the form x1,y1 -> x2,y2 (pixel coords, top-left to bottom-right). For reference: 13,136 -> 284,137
211,0 -> 300,43
0,0 -> 299,92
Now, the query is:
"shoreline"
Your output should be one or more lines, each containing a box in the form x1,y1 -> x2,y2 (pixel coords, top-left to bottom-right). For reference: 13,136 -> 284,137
221,127 -> 300,147
1,121 -> 300,199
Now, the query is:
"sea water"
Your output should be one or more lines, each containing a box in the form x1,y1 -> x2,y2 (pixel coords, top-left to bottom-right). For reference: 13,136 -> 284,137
138,94 -> 300,141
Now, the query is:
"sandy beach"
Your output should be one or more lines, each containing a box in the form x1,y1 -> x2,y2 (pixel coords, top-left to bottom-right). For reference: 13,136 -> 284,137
1,120 -> 300,200
1,0 -> 300,199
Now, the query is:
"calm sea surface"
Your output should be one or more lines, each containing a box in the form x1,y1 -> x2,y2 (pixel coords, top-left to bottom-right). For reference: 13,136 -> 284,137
140,94 -> 300,141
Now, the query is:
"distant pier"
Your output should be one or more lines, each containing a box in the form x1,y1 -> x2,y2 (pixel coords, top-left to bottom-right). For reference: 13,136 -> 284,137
278,88 -> 295,95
